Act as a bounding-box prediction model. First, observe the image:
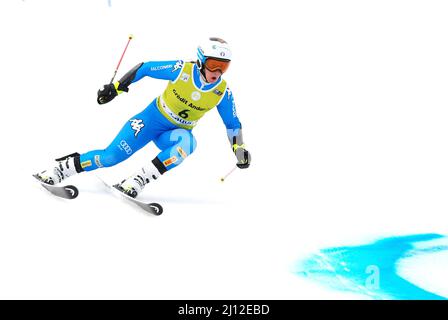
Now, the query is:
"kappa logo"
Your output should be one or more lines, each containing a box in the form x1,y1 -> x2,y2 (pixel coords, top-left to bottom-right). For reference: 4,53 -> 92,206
172,60 -> 184,72
129,119 -> 144,137
226,87 -> 232,98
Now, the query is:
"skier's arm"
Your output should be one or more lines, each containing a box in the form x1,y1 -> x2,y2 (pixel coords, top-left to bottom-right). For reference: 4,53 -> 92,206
116,60 -> 184,90
217,89 -> 251,169
97,60 -> 184,105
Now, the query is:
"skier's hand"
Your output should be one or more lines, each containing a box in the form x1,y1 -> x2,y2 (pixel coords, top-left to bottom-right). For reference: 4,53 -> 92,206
97,83 -> 118,104
233,144 -> 251,169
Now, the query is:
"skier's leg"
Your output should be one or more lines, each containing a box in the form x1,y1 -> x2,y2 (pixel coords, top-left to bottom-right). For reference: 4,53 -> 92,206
35,101 -> 158,185
153,128 -> 197,171
116,128 -> 197,198
79,107 -> 155,172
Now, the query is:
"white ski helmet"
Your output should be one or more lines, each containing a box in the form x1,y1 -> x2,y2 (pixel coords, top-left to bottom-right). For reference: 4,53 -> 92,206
197,37 -> 232,72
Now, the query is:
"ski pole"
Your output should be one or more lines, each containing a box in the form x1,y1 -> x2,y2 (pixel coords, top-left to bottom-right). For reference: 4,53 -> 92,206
220,166 -> 237,182
110,34 -> 133,84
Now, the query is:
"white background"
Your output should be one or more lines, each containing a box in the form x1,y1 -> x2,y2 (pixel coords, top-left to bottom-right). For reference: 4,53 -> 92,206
0,0 -> 447,299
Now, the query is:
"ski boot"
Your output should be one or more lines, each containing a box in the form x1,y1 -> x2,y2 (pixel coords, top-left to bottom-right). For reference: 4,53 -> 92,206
35,152 -> 83,185
115,161 -> 163,198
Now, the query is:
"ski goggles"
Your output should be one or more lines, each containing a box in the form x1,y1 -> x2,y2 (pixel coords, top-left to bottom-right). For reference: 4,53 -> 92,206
204,58 -> 231,73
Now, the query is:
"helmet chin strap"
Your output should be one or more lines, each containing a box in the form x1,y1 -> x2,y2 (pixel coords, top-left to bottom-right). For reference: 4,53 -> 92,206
197,60 -> 210,84
200,70 -> 209,83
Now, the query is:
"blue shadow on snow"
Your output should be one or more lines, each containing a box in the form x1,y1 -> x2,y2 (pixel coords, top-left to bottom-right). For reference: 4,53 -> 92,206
296,233 -> 447,299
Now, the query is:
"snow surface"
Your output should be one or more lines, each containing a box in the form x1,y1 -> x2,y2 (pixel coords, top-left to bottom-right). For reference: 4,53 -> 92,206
0,0 -> 447,299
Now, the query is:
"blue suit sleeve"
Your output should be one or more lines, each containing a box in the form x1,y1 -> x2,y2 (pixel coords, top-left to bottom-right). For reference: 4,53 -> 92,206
217,87 -> 242,131
217,87 -> 243,146
132,60 -> 184,83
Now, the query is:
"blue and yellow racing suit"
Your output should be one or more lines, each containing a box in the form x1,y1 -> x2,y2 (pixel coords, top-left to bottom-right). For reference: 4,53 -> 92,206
79,60 -> 242,173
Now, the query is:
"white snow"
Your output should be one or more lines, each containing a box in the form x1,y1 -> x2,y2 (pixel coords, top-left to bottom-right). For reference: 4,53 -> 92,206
0,0 -> 447,299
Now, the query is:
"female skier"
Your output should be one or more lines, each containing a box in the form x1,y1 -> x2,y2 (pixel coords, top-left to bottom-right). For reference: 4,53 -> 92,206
35,37 -> 251,198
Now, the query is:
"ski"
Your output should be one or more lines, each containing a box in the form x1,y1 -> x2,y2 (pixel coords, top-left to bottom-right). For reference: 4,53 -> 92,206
32,174 -> 79,199
97,177 -> 163,216
112,185 -> 163,215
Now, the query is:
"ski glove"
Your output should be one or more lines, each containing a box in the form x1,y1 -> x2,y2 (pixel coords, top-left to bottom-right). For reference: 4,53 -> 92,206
233,144 -> 251,169
97,83 -> 119,104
